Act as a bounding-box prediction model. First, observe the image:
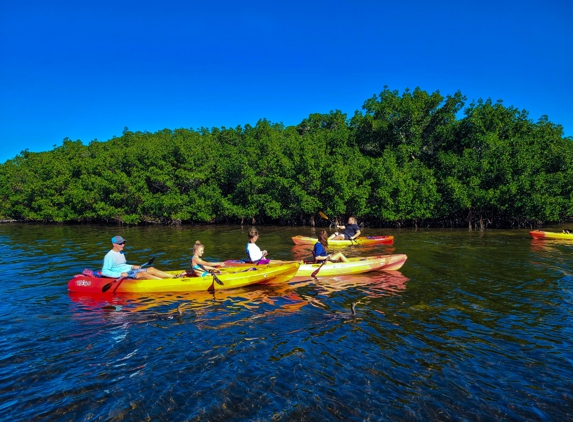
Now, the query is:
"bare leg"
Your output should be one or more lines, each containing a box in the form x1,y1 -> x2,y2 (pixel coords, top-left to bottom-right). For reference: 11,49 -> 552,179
146,267 -> 176,278
135,271 -> 162,280
329,234 -> 345,240
330,252 -> 349,262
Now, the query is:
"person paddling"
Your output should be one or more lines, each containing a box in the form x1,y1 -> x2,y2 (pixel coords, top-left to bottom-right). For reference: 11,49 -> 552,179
329,216 -> 361,241
190,240 -> 225,277
314,230 -> 349,262
102,236 -> 177,279
246,228 -> 270,264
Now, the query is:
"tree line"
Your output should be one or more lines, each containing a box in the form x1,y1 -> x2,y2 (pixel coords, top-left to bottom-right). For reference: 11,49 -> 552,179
1,87 -> 571,228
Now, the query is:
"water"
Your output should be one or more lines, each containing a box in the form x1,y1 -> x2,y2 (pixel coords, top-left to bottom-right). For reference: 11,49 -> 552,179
0,223 -> 572,421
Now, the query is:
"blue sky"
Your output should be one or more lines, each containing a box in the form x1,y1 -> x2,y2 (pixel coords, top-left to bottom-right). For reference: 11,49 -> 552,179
1,0 -> 571,164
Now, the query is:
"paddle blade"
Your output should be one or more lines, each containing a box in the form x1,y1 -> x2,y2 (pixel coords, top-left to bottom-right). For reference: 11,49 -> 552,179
102,276 -> 125,293
311,261 -> 327,278
209,270 -> 224,285
142,257 -> 155,268
318,211 -> 329,221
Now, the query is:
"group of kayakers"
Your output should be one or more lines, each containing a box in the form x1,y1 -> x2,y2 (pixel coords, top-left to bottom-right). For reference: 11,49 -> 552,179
101,217 -> 362,281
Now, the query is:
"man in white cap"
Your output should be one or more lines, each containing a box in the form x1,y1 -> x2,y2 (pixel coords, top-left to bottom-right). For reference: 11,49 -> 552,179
102,235 -> 176,279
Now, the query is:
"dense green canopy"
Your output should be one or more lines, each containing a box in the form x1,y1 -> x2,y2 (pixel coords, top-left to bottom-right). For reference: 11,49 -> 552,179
1,87 -> 571,228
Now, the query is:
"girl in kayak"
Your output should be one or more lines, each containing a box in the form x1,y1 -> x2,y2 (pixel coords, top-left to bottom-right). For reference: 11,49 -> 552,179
329,216 -> 361,241
314,230 -> 349,262
246,228 -> 270,264
190,241 -> 226,277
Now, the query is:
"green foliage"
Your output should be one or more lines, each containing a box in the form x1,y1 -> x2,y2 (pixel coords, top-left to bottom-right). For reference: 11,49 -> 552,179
0,88 -> 571,227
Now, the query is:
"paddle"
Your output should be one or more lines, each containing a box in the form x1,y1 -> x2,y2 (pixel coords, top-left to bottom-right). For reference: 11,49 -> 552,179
205,266 -> 225,293
311,257 -> 329,279
101,257 -> 155,293
254,253 -> 268,265
209,270 -> 224,286
207,270 -> 225,293
318,211 -> 335,227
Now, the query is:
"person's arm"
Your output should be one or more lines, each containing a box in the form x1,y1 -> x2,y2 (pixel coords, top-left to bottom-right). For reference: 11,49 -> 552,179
351,229 -> 361,240
102,253 -> 130,278
247,243 -> 264,261
195,257 -> 221,271
313,243 -> 330,261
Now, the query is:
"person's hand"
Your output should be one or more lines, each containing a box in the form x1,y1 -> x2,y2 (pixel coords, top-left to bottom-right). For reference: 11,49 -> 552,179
263,250 -> 268,257
132,265 -> 140,269
121,272 -> 128,277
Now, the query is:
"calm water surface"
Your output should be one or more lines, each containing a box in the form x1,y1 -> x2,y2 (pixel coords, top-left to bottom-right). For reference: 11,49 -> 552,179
0,223 -> 572,421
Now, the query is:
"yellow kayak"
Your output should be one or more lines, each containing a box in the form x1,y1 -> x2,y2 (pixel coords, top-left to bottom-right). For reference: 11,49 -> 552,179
294,254 -> 407,278
225,254 -> 407,278
529,230 -> 573,240
68,262 -> 300,294
292,235 -> 394,246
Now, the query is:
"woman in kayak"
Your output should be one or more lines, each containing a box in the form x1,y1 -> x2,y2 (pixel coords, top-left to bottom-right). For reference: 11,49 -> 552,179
190,241 -> 226,277
329,216 -> 361,241
314,230 -> 349,262
246,228 -> 270,264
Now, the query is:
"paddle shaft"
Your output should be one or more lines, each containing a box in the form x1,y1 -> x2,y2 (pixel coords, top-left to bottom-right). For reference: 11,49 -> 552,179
101,257 -> 155,293
318,211 -> 335,227
311,258 -> 328,278
113,258 -> 156,293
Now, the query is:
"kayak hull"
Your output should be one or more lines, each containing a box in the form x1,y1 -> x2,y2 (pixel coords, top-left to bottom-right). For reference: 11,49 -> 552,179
67,262 -> 300,294
295,254 -> 407,277
225,254 -> 407,277
291,235 -> 394,246
529,230 -> 573,240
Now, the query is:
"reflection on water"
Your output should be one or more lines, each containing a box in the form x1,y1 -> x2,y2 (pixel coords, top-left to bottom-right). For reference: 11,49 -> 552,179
1,223 -> 572,421
68,269 -> 409,327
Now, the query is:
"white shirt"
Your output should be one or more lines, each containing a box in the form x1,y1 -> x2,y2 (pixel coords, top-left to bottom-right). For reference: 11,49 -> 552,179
102,250 -> 132,278
246,242 -> 263,261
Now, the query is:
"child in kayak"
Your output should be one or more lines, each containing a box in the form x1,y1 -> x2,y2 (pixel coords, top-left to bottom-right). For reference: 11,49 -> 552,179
314,230 -> 349,262
190,240 -> 226,277
329,217 -> 361,241
246,228 -> 270,264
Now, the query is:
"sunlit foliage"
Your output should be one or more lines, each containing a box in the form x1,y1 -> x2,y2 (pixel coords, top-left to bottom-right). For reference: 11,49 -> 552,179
1,88 -> 571,228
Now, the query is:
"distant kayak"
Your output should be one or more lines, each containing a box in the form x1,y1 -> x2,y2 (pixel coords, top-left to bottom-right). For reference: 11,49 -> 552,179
67,262 -> 300,294
225,254 -> 407,277
291,235 -> 394,246
529,230 -> 573,240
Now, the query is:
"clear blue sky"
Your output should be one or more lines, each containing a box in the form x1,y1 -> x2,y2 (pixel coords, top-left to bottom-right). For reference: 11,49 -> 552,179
1,0 -> 571,164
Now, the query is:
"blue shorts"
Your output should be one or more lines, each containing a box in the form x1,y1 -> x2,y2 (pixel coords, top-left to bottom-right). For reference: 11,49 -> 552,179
127,268 -> 147,279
